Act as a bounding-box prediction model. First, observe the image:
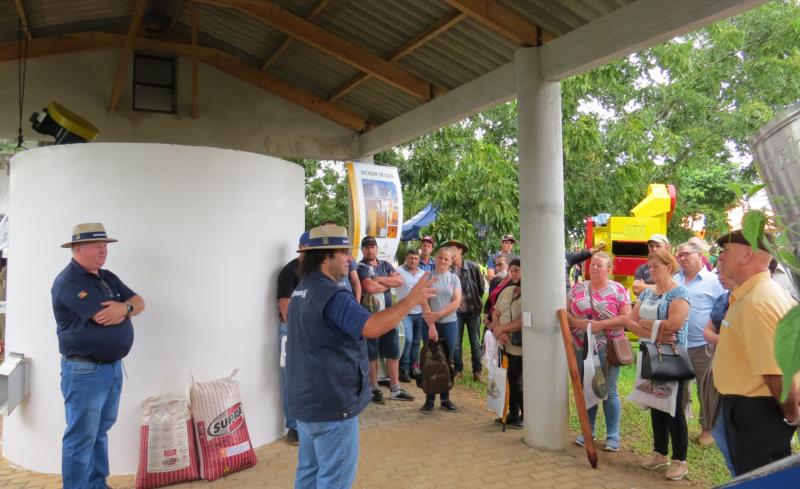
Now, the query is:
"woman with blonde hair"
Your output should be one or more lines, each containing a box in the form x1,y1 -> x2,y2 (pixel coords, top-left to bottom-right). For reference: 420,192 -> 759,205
420,247 -> 462,413
626,248 -> 691,481
566,251 -> 631,451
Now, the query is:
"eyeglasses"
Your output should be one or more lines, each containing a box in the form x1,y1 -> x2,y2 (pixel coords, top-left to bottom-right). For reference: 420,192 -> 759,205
676,252 -> 696,259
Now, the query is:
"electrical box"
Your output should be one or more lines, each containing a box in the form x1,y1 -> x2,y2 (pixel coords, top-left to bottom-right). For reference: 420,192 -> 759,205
0,352 -> 31,415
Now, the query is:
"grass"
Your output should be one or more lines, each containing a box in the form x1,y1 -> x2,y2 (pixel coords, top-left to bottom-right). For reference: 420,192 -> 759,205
453,334 -> 734,486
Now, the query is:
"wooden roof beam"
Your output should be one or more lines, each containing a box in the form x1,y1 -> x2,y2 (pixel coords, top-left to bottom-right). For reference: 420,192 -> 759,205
170,0 -> 185,30
329,10 -> 463,102
195,0 -> 436,101
441,0 -> 555,46
0,31 -> 367,132
109,0 -> 150,112
261,0 -> 329,71
191,4 -> 199,119
13,0 -> 32,40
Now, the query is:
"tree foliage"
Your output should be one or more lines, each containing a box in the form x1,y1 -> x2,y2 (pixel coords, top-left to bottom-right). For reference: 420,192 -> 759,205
302,1 -> 800,261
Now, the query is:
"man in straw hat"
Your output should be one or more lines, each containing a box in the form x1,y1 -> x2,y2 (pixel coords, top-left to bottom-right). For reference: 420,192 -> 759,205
286,225 -> 435,488
713,229 -> 799,475
51,223 -> 145,489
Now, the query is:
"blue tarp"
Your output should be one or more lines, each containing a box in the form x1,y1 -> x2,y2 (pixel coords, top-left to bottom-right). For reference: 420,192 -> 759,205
401,204 -> 437,241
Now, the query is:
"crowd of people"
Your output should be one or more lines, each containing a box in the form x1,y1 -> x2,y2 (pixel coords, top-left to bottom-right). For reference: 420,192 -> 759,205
274,224 -> 799,487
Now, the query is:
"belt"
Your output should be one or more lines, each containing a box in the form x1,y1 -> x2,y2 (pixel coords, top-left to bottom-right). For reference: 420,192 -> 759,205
64,355 -> 113,365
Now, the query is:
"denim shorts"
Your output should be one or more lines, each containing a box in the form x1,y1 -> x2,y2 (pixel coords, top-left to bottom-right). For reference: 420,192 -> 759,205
367,327 -> 400,360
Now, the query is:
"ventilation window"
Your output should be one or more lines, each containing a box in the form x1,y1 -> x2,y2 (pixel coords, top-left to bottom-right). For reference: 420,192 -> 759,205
133,53 -> 177,114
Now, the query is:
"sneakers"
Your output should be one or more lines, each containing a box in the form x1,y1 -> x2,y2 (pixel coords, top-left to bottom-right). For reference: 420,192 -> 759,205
285,429 -> 299,446
399,370 -> 412,383
603,438 -> 620,452
420,401 -> 434,414
641,452 -> 670,470
574,433 -> 595,447
665,460 -> 688,481
371,388 -> 385,404
440,400 -> 459,412
389,388 -> 414,401
698,430 -> 714,447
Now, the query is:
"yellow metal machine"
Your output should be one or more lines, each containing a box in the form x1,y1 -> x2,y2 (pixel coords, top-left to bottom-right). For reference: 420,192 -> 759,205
584,184 -> 676,293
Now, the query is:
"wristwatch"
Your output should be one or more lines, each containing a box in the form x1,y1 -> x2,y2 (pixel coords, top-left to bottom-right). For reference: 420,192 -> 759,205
125,303 -> 134,316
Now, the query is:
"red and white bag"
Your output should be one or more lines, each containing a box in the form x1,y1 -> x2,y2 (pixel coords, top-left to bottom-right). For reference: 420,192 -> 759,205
190,369 -> 257,481
134,392 -> 200,489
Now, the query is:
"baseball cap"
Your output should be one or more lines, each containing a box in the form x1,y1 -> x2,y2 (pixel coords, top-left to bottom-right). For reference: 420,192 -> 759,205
646,234 -> 670,246
420,235 -> 435,245
501,234 -> 517,243
360,235 -> 377,247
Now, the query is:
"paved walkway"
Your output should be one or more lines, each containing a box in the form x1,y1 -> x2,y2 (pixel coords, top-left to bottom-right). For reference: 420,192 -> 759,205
1,382 -> 697,488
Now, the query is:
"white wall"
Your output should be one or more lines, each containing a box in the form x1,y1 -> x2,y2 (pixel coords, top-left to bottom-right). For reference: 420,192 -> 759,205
4,143 -> 304,474
0,49 -> 358,160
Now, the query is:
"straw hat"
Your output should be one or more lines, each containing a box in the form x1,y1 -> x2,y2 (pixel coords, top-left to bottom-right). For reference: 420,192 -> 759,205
300,225 -> 351,252
61,223 -> 118,248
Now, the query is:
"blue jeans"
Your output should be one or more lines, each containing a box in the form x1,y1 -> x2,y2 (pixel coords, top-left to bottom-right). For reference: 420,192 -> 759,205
400,313 -> 425,372
454,312 -> 482,374
426,321 -> 458,403
585,349 -> 621,443
60,357 -> 123,489
711,414 -> 735,476
295,417 -> 359,489
279,323 -> 297,431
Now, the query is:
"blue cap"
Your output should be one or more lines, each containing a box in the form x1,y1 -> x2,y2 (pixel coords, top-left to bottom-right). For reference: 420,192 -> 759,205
299,231 -> 310,247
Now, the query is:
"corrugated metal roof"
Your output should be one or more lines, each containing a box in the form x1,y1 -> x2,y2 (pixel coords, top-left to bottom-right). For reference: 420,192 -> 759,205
0,0 -> 638,129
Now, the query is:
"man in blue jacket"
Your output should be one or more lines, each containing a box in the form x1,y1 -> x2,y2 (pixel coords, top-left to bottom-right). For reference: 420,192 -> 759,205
286,225 -> 435,489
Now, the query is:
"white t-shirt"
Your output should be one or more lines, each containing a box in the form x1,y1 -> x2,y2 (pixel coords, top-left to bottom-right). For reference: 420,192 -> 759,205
395,265 -> 427,315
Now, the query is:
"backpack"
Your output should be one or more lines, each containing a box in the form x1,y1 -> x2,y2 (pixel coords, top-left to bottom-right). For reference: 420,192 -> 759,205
419,340 -> 453,395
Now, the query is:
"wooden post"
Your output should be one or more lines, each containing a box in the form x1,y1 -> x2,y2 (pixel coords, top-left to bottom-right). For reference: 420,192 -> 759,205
557,309 -> 598,468
191,3 -> 198,119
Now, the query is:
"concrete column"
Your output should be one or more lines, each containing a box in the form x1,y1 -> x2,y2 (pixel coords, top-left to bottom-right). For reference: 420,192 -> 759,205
515,47 -> 568,449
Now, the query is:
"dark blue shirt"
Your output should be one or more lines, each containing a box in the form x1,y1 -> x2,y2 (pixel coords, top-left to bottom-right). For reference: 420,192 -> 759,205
418,257 -> 435,272
52,260 -> 137,363
709,291 -> 730,333
357,259 -> 397,307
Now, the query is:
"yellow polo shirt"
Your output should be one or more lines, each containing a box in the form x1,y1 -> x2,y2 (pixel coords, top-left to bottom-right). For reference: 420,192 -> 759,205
713,271 -> 798,397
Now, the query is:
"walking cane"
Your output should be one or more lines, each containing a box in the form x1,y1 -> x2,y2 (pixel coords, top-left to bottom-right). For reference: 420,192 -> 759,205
557,309 -> 598,469
501,351 -> 510,432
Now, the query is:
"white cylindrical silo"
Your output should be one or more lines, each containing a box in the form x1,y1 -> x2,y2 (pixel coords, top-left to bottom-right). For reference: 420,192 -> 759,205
4,143 -> 304,474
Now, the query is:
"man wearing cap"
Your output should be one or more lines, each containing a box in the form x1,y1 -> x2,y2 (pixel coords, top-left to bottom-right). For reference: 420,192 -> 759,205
419,236 -> 436,272
357,235 -> 414,402
287,225 -> 435,488
486,234 -> 520,281
633,234 -> 670,296
713,230 -> 799,474
51,223 -> 145,489
444,239 -> 485,381
275,231 -> 309,445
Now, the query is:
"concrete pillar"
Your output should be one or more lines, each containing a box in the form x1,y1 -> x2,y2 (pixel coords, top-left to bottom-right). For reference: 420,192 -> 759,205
515,47 -> 568,449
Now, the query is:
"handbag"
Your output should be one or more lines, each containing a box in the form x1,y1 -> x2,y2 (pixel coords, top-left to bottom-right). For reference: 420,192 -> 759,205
588,284 -> 633,366
606,335 -> 634,366
419,340 -> 454,394
640,342 -> 695,381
